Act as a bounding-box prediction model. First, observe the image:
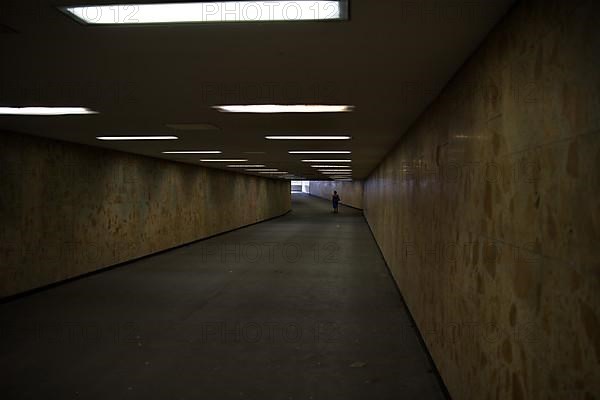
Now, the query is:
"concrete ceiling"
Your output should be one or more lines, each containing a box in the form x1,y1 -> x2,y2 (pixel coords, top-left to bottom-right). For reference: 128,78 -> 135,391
0,0 -> 515,180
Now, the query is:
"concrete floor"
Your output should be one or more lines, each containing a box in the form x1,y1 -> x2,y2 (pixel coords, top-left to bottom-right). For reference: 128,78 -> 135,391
0,193 -> 447,399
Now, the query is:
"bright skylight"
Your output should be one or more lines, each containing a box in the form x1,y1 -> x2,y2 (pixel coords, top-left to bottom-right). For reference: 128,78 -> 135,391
63,2 -> 347,24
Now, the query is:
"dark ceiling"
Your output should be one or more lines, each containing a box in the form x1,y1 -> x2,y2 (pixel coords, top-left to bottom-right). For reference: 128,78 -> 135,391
0,0 -> 515,180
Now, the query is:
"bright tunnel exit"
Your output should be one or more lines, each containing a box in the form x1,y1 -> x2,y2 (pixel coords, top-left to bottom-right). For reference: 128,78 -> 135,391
290,180 -> 310,193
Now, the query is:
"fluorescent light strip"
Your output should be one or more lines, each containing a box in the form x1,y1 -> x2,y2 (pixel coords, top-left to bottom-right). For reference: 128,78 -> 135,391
63,2 -> 346,24
200,159 -> 248,162
302,159 -> 351,163
97,136 -> 178,140
266,136 -> 351,140
228,165 -> 266,168
163,150 -> 221,154
259,171 -> 288,174
289,151 -> 351,154
0,107 -> 97,115
310,165 -> 351,168
246,169 -> 278,172
319,170 -> 352,173
215,105 -> 353,113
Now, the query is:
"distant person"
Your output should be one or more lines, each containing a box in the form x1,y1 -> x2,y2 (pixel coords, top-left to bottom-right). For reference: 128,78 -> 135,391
332,191 -> 340,213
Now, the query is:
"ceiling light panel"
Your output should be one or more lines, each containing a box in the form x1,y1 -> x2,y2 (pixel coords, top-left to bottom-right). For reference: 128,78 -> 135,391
302,159 -> 351,162
265,136 -> 351,140
215,105 -> 353,113
97,136 -> 178,140
310,165 -> 351,168
200,159 -> 248,162
289,151 -> 351,154
162,151 -> 221,154
0,107 -> 97,115
63,2 -> 348,24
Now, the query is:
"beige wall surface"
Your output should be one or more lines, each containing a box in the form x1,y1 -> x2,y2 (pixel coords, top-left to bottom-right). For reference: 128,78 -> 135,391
363,1 -> 600,399
308,181 -> 363,209
0,131 -> 291,298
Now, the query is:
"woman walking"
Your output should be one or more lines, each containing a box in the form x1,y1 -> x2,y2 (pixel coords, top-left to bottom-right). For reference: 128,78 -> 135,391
332,191 -> 340,213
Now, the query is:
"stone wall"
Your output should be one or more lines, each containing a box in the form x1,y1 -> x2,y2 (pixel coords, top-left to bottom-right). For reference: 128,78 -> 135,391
0,131 -> 291,298
308,181 -> 363,209
363,1 -> 600,399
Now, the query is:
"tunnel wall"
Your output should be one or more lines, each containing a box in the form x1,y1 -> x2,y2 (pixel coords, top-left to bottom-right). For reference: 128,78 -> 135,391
0,131 -> 291,298
308,181 -> 363,209
362,1 -> 600,399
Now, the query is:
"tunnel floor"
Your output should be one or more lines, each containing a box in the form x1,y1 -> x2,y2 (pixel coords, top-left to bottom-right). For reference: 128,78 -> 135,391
0,193 -> 446,399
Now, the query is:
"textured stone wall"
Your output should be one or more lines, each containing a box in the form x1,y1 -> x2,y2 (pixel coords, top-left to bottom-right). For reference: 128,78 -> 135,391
363,1 -> 599,399
308,181 -> 363,209
0,131 -> 291,298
